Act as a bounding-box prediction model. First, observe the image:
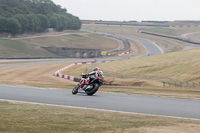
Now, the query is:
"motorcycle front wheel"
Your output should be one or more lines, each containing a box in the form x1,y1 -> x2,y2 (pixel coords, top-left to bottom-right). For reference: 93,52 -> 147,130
72,85 -> 79,94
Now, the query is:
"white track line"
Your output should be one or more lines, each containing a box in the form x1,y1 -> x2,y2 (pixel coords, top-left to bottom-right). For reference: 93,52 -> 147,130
0,85 -> 46,90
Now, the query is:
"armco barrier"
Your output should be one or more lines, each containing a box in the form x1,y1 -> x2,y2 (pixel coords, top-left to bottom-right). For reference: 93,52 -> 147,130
170,25 -> 200,28
140,31 -> 200,45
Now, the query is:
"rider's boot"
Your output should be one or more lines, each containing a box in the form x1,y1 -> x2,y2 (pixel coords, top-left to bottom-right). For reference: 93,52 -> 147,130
85,85 -> 92,90
82,85 -> 87,90
81,79 -> 87,90
85,79 -> 91,90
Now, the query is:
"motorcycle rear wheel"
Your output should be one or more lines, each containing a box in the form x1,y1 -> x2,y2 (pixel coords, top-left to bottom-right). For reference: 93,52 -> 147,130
85,83 -> 99,96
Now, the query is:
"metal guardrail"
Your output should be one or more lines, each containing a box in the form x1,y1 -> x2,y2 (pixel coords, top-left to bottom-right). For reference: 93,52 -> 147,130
140,31 -> 200,45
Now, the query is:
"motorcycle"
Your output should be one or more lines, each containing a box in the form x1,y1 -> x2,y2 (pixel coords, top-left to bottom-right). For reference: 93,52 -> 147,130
72,73 -> 104,96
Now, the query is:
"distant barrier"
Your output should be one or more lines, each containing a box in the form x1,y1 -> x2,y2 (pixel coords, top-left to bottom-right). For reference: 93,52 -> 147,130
139,31 -> 200,45
170,25 -> 200,28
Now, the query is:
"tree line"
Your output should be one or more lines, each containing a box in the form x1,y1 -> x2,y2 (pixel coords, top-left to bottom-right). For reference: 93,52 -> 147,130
0,0 -> 82,35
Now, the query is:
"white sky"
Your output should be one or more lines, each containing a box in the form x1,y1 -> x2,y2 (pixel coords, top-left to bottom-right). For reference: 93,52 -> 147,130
52,0 -> 200,21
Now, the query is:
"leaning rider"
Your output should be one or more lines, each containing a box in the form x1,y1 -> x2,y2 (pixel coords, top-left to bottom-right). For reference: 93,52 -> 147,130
82,67 -> 104,90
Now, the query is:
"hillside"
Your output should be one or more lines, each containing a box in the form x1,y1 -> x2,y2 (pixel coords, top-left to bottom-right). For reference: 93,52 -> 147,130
0,0 -> 81,35
0,31 -> 119,58
62,48 -> 200,87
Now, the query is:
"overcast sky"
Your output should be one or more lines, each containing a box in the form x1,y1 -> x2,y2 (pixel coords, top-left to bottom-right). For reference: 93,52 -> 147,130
52,0 -> 200,21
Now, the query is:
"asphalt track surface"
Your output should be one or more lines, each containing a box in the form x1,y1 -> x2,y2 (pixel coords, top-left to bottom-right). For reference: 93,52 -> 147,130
0,85 -> 200,120
1,31 -> 199,120
119,35 -> 163,55
81,29 -> 163,56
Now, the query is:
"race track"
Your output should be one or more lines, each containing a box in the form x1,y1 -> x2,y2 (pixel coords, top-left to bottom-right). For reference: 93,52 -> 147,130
120,35 -> 163,55
1,31 -> 199,120
81,29 -> 163,56
0,85 -> 200,120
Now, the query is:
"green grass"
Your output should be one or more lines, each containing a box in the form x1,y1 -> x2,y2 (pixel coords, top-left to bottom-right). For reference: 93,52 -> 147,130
0,39 -> 59,58
18,33 -> 118,50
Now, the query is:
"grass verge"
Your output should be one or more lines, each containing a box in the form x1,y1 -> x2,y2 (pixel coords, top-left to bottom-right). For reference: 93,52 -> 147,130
0,101 -> 200,133
99,86 -> 200,100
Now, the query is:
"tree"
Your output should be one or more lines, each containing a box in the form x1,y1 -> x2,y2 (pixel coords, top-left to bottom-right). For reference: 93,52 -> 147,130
0,0 -> 81,34
14,14 -> 29,33
6,18 -> 22,35
36,14 -> 50,32
0,17 -> 7,32
26,13 -> 40,32
49,14 -> 59,29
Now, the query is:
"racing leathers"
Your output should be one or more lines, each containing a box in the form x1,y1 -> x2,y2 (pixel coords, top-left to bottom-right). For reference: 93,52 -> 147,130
82,69 -> 104,90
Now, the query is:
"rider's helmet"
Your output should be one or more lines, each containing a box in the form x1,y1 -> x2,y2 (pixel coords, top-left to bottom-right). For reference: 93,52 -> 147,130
93,67 -> 100,72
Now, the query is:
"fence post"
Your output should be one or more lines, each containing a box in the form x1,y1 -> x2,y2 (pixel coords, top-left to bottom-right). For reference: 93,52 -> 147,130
192,82 -> 195,88
174,82 -> 177,87
163,82 -> 165,87
186,82 -> 189,88
180,82 -> 182,87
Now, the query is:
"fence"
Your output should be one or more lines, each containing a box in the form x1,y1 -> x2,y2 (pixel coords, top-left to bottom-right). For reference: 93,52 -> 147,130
163,81 -> 200,88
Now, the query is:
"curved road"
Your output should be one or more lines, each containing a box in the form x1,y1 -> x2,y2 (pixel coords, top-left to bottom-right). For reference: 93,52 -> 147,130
1,31 -> 199,120
81,29 -> 163,56
119,35 -> 163,55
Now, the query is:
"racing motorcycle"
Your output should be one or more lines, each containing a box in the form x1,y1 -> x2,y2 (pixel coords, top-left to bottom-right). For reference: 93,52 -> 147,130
72,73 -> 104,96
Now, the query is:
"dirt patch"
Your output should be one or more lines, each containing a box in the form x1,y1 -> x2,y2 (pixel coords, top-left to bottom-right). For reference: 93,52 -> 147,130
131,82 -> 145,86
129,39 -> 147,54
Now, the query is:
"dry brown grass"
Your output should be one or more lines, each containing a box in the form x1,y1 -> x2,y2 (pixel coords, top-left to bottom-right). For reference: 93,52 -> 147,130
0,63 -> 76,88
0,101 -> 200,133
129,39 -> 147,55
100,86 -> 200,100
60,48 -> 200,89
188,32 -> 200,39
99,48 -> 200,83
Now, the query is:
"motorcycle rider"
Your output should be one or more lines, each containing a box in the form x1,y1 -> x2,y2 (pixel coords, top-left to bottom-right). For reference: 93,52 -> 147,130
82,67 -> 104,90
